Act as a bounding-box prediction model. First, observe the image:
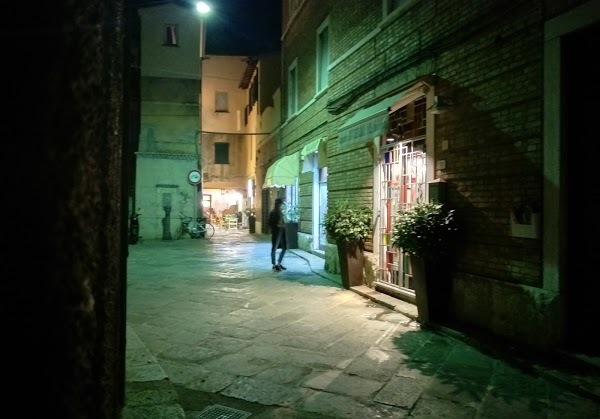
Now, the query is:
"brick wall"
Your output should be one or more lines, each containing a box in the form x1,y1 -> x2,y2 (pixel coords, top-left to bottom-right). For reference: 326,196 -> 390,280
326,0 -> 544,286
283,0 -> 545,286
280,0 -> 594,350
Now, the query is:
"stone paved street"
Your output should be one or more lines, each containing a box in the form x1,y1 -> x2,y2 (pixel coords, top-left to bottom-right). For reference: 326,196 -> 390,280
123,229 -> 600,418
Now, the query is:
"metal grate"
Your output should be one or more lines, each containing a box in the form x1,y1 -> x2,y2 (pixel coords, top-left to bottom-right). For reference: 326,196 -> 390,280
379,137 -> 427,292
195,404 -> 252,419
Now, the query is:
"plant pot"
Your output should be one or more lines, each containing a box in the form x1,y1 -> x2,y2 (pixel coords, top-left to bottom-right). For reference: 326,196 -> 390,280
410,255 -> 430,323
410,255 -> 452,325
285,222 -> 299,249
337,240 -> 364,289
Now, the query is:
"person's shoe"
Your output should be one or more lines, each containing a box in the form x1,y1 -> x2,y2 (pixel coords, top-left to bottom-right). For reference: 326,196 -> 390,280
277,264 -> 287,270
272,265 -> 281,271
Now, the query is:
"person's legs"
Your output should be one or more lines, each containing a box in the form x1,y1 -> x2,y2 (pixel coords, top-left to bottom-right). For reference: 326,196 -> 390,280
277,249 -> 286,265
277,229 -> 287,268
271,245 -> 277,266
271,229 -> 282,269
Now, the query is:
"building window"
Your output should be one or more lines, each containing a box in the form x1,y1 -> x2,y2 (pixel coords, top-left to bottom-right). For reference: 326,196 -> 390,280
164,25 -> 178,46
215,142 -> 229,164
286,178 -> 299,209
215,91 -> 228,112
288,60 -> 298,117
316,18 -> 330,93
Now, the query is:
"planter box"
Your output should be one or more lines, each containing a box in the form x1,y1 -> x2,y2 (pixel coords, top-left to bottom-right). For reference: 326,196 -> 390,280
337,241 -> 365,289
285,222 -> 299,249
411,255 -> 452,325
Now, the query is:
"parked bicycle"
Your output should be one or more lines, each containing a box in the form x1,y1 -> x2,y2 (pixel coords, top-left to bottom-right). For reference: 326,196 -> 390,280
175,212 -> 215,239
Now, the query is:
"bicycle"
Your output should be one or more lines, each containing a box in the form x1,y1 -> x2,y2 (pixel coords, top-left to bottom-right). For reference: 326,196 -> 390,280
175,213 -> 215,239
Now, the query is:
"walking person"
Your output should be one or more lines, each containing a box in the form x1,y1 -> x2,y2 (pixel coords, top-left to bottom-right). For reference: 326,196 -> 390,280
268,198 -> 287,271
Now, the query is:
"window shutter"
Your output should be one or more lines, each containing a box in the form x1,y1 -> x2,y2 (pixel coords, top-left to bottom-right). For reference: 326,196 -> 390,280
214,143 -> 229,164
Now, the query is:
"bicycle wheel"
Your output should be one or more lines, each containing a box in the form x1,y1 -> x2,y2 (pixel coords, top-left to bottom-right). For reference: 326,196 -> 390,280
175,226 -> 184,240
203,223 -> 215,239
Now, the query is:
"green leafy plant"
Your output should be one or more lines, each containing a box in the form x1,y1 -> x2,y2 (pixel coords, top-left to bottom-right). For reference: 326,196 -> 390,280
391,202 -> 457,259
282,204 -> 299,223
323,201 -> 372,243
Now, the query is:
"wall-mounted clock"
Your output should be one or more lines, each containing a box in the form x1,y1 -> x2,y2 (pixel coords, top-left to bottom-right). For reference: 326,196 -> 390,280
187,170 -> 202,185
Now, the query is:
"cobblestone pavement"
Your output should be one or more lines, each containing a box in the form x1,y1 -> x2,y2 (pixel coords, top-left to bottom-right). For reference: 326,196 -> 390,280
123,229 -> 600,418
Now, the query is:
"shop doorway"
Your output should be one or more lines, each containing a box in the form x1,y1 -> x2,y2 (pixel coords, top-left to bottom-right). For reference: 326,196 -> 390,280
378,137 -> 427,300
316,167 -> 328,250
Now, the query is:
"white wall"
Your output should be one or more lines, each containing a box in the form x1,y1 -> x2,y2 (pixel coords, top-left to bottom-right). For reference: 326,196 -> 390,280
135,156 -> 200,240
139,4 -> 200,80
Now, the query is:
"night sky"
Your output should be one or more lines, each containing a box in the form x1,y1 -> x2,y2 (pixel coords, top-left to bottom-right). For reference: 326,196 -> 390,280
129,0 -> 282,55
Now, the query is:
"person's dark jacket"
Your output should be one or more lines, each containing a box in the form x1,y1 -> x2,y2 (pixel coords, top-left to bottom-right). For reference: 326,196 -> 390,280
268,208 -> 286,249
268,208 -> 283,230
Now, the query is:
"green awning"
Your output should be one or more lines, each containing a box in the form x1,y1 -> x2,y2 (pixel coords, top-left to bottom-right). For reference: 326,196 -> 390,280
263,152 -> 300,188
338,81 -> 429,146
300,137 -> 322,159
300,137 -> 327,172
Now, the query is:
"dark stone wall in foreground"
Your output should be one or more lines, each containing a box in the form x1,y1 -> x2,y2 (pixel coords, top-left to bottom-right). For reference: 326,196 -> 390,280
10,1 -> 127,417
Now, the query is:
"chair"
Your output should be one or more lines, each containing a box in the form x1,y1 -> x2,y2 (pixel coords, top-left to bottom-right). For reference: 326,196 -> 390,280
225,215 -> 238,230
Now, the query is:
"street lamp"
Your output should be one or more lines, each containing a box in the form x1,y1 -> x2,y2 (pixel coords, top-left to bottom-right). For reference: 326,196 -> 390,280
196,1 -> 210,59
196,1 -> 210,222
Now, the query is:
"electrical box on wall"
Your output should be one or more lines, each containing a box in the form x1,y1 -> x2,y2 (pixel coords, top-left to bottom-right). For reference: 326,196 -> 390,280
428,178 -> 447,204
510,205 -> 541,239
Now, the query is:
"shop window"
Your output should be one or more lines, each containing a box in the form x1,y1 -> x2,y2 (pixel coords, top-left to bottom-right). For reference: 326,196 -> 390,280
286,179 -> 299,208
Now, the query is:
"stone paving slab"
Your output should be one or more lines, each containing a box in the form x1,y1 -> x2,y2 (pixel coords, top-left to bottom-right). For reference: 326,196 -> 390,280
124,325 -> 186,417
121,403 -> 186,419
373,375 -> 425,409
124,235 -> 600,418
221,376 -> 310,406
300,390 -> 408,418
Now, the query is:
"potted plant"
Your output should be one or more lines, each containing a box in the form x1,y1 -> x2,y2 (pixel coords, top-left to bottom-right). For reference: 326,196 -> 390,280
323,201 -> 373,289
391,201 -> 458,323
282,203 -> 300,249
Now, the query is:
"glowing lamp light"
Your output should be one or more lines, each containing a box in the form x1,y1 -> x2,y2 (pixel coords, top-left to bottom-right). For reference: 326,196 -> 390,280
196,2 -> 210,14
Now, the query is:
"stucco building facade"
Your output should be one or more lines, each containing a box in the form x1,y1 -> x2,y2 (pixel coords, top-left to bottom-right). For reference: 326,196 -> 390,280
135,3 -> 262,238
135,3 -> 202,239
200,54 -> 257,225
